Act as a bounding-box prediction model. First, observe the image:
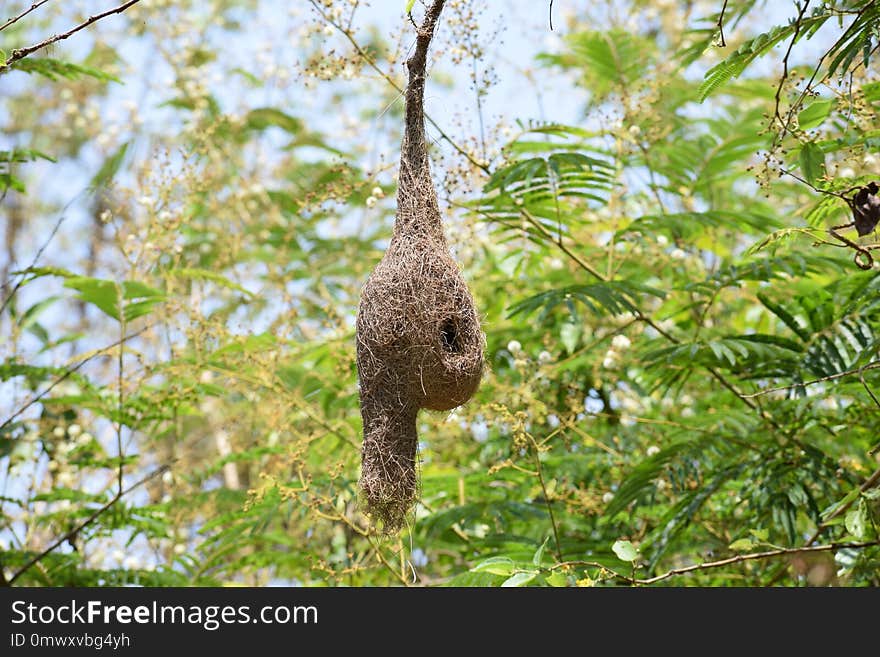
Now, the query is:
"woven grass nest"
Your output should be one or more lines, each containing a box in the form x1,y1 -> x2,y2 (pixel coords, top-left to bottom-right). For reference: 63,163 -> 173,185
356,0 -> 484,532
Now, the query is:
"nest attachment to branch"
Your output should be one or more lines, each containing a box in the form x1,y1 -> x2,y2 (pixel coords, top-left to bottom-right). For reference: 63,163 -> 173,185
355,0 -> 484,531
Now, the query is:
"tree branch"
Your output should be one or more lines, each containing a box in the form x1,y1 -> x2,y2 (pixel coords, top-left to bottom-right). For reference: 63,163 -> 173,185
633,538 -> 880,585
0,324 -> 152,435
0,0 -> 52,34
5,463 -> 171,585
550,538 -> 880,585
743,360 -> 880,398
716,0 -> 729,47
0,0 -> 142,72
765,464 -> 880,585
772,0 -> 811,134
307,0 -> 489,173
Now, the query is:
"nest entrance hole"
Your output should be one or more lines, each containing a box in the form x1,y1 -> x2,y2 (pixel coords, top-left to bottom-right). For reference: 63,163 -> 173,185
440,317 -> 462,353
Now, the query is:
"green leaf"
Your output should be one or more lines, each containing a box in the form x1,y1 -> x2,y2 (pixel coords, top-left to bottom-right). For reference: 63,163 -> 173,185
166,268 -> 254,297
745,227 -> 818,257
471,557 -> 516,576
18,296 -> 61,331
502,572 -> 537,587
728,538 -> 755,552
540,30 -> 656,102
63,277 -> 165,322
797,99 -> 833,131
533,537 -> 550,566
749,528 -> 770,542
245,108 -> 302,134
90,142 -> 129,190
508,280 -> 664,321
545,571 -> 569,587
0,148 -> 56,164
64,277 -> 120,319
844,499 -> 868,539
0,173 -> 26,193
405,0 -> 416,12
611,539 -> 639,562
11,58 -> 120,82
697,16 -> 829,102
605,434 -> 726,517
799,142 -> 825,185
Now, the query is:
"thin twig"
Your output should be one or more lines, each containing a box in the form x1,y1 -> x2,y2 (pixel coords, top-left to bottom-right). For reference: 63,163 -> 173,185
530,435 -> 563,562
464,204 -> 777,428
817,466 -> 880,535
307,0 -> 489,174
777,166 -> 849,201
716,0 -> 729,47
743,360 -> 880,398
772,1 -> 811,134
6,463 -> 170,585
1,0 -> 142,72
519,207 -> 607,282
370,540 -> 410,586
859,369 -> 880,453
766,464 -> 880,585
116,292 -> 127,493
0,0 -> 52,34
548,538 -> 880,585
774,2 -> 871,150
549,0 -> 554,31
0,324 -> 152,434
633,538 -> 880,585
0,194 -> 78,318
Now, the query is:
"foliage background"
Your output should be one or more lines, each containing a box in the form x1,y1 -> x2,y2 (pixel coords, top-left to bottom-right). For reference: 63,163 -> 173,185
1,0 -> 879,587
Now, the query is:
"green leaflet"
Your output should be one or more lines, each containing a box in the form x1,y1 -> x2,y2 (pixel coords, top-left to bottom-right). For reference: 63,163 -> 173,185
10,58 -> 120,82
799,142 -> 826,185
507,280 -> 664,320
698,15 -> 829,102
63,277 -> 165,322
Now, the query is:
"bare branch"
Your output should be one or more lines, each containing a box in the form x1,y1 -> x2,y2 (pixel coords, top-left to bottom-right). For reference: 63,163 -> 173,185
6,463 -> 171,585
766,464 -> 880,585
0,192 -> 79,318
0,0 -> 52,34
772,1 -> 812,135
307,0 -> 490,174
634,538 -> 880,585
551,538 -> 880,585
743,360 -> 880,398
716,0 -> 729,47
0,324 -> 153,435
0,0 -> 142,72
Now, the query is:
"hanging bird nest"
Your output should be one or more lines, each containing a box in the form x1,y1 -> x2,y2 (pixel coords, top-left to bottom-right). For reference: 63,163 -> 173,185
355,0 -> 484,532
